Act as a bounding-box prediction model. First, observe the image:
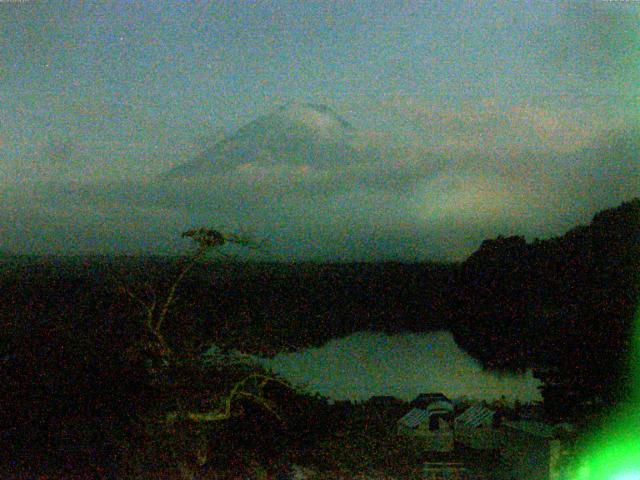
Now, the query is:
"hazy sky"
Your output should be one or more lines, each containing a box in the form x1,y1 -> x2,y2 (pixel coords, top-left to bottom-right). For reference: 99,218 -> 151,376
1,1 -> 638,259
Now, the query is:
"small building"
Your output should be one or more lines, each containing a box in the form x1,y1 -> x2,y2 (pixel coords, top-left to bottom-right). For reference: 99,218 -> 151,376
498,421 -> 574,480
398,394 -> 455,452
455,404 -> 501,450
411,393 -> 451,410
456,403 -> 496,428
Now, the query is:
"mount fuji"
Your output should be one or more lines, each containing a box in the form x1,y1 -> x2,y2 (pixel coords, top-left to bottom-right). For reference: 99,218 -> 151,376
163,103 -> 368,179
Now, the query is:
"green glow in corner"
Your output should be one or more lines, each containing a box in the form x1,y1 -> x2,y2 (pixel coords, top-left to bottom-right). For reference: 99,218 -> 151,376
612,473 -> 640,480
570,302 -> 640,480
573,434 -> 640,480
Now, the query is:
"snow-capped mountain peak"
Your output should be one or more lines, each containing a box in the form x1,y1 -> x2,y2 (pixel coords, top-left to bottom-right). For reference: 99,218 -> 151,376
162,103 -> 359,179
276,102 -> 355,134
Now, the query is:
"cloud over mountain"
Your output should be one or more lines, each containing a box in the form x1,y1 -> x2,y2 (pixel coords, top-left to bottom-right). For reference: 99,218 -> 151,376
163,103 -> 361,179
1,101 -> 638,260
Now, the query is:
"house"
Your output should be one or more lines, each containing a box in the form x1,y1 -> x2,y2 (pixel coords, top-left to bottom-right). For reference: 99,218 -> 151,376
397,394 -> 455,452
454,404 -> 502,450
456,403 -> 496,428
410,393 -> 451,410
498,420 -> 574,480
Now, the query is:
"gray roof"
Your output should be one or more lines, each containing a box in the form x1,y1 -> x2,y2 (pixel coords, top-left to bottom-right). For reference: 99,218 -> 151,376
456,404 -> 495,428
414,393 -> 450,402
428,400 -> 454,413
411,393 -> 451,407
399,404 -> 454,428
398,408 -> 430,428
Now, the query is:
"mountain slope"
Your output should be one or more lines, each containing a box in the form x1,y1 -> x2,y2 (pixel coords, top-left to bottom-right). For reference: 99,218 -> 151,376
162,103 -> 363,179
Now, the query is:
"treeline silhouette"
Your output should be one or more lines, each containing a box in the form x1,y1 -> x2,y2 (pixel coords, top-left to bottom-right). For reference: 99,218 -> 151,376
450,198 -> 640,419
0,198 -> 638,475
0,256 -> 457,475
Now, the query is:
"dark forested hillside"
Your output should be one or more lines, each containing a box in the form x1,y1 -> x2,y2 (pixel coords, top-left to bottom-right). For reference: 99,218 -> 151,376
0,257 -> 457,475
1,199 -> 638,475
451,198 -> 640,418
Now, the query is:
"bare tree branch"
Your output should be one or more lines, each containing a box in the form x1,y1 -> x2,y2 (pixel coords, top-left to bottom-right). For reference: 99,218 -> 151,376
110,226 -> 293,478
163,373 -> 290,425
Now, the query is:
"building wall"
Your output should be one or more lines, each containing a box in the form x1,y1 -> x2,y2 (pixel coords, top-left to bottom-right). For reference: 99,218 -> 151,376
549,439 -> 573,480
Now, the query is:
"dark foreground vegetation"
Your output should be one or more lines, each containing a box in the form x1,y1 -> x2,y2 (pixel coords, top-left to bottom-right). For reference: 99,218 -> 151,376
0,198 -> 638,478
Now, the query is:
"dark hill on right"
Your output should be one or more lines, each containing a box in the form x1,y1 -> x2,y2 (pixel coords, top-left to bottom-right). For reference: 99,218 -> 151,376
451,198 -> 640,420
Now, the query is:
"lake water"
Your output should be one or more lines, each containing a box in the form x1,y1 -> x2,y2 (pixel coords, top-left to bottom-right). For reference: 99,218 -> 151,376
255,330 -> 542,403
